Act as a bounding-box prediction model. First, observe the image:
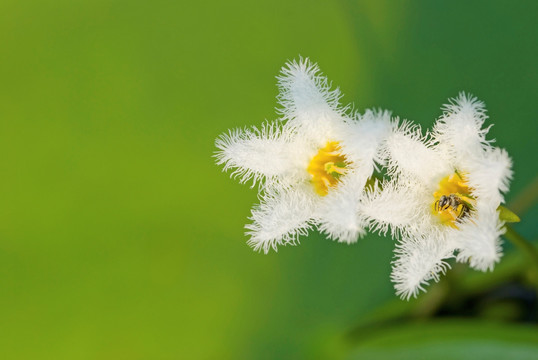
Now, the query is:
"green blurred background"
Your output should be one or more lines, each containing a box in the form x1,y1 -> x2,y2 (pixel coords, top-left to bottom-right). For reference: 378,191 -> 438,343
0,0 -> 537,359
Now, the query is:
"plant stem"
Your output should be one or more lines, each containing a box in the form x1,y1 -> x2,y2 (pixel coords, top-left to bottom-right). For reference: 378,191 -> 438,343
504,225 -> 538,271
507,176 -> 538,215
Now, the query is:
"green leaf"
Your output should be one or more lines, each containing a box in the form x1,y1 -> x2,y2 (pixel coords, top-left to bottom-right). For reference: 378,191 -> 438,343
346,320 -> 538,360
498,205 -> 521,223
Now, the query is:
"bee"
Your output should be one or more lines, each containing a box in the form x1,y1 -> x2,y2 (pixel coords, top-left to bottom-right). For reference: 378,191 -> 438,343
434,194 -> 470,220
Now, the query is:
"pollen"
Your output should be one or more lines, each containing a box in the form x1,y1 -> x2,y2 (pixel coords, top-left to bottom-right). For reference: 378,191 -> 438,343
307,141 -> 348,196
432,171 -> 475,227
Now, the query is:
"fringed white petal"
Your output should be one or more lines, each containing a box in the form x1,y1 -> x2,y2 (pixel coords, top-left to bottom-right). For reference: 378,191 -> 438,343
382,120 -> 450,185
340,109 -> 393,174
391,233 -> 455,300
276,57 -> 347,144
214,121 -> 310,188
360,179 -> 423,239
464,147 -> 513,207
455,207 -> 504,271
316,172 -> 369,244
245,186 -> 317,254
433,92 -> 494,164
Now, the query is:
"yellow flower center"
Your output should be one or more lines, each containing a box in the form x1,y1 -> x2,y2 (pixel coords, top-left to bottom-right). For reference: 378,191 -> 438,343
432,171 -> 475,228
307,141 -> 348,196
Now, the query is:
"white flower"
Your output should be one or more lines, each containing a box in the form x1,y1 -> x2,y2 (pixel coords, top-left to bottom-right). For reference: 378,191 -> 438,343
215,58 -> 392,253
360,93 -> 512,299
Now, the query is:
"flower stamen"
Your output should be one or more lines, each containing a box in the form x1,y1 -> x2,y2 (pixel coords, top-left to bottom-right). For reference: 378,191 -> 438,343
432,171 -> 475,227
307,141 -> 348,196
